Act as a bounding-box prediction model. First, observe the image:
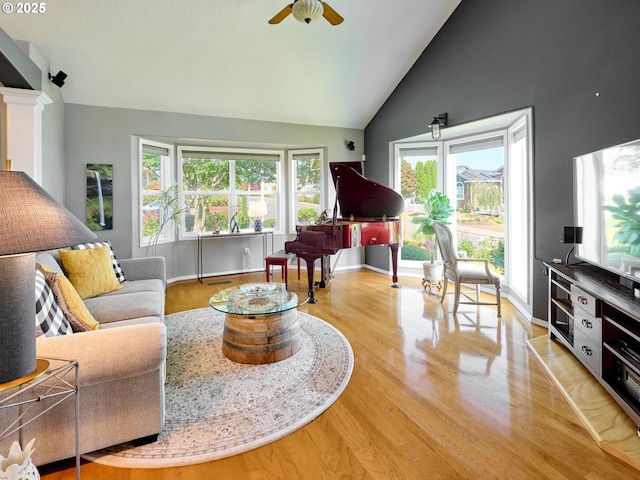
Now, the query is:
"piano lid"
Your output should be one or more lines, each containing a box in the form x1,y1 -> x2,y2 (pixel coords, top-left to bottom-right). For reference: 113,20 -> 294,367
330,162 -> 404,219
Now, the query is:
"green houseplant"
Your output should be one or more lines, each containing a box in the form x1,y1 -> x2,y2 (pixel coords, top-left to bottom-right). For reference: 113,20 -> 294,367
145,184 -> 186,256
410,189 -> 455,264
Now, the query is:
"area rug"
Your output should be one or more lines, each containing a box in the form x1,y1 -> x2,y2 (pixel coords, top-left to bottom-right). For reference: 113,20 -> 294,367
83,308 -> 353,468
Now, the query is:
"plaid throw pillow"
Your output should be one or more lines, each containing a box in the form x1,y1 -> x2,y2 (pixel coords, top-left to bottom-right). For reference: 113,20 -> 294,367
35,267 -> 73,337
71,240 -> 126,283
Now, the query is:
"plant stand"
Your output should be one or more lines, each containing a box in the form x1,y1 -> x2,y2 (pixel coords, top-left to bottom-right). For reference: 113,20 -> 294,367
422,262 -> 443,295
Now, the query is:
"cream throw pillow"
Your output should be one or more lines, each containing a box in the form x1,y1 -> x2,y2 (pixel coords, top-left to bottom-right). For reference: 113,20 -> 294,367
60,246 -> 123,299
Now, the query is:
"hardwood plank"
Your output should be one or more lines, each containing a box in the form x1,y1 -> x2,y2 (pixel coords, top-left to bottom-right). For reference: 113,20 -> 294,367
40,269 -> 640,479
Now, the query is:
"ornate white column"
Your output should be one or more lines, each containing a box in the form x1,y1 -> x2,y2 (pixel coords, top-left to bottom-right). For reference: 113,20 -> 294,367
0,87 -> 52,182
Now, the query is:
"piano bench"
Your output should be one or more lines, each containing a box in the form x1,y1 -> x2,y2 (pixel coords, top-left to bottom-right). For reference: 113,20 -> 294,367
265,250 -> 300,286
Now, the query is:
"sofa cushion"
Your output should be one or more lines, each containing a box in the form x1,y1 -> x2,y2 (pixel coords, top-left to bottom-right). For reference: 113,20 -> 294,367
35,267 -> 72,337
35,252 -> 65,275
71,241 -> 126,283
84,290 -> 164,325
59,246 -> 123,299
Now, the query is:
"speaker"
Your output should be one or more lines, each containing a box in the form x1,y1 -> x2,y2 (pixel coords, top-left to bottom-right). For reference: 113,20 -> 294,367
560,226 -> 583,244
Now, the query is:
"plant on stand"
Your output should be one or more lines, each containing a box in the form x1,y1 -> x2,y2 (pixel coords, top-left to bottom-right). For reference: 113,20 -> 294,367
410,189 -> 455,290
145,184 -> 185,257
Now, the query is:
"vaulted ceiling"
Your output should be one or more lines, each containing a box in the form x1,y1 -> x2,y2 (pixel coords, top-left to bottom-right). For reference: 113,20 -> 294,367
0,0 -> 460,129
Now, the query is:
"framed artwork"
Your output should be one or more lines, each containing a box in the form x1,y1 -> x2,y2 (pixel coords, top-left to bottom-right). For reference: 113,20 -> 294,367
86,163 -> 113,230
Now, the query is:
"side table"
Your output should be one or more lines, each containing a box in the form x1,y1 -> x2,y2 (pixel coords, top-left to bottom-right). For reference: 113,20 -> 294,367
0,357 -> 80,479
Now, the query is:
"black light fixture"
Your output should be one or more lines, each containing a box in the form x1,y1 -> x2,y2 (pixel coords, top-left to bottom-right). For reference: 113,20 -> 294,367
346,141 -> 355,151
48,70 -> 67,88
429,113 -> 448,141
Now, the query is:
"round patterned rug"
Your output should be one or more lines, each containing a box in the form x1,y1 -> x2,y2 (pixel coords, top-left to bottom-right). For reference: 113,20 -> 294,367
83,307 -> 353,468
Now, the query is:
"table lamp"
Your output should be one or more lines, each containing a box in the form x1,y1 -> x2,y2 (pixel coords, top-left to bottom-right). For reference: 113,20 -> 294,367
0,169 -> 97,383
248,200 -> 267,232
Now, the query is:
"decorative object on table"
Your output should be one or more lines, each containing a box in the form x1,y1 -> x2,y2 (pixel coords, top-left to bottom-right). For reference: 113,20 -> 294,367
83,307 -> 354,468
85,163 -> 113,231
145,184 -> 185,257
0,438 -> 39,480
248,200 -> 267,232
229,212 -> 240,233
0,170 -> 97,384
410,189 -> 454,294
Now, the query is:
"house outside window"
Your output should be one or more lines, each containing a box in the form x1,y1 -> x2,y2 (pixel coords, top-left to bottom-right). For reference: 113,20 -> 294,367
139,139 -> 174,248
178,147 -> 283,237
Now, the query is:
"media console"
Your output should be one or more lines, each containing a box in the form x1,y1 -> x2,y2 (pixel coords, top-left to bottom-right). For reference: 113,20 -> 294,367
547,263 -> 640,428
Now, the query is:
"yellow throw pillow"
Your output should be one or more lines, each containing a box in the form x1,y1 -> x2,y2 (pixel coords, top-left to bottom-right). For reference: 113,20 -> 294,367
59,246 -> 123,299
37,264 -> 100,332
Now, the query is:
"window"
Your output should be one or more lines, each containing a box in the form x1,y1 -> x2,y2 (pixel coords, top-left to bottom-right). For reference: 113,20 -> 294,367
289,149 -> 324,231
178,147 -> 283,236
139,139 -> 174,248
395,143 -> 441,264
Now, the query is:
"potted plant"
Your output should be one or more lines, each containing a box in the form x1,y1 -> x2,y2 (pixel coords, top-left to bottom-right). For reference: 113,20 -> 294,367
410,189 -> 455,283
145,184 -> 186,256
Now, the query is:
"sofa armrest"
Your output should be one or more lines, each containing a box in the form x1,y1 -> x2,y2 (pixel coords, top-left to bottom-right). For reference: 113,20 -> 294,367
118,256 -> 166,286
35,323 -> 167,387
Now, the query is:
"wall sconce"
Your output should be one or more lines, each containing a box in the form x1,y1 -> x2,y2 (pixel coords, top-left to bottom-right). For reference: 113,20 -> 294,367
48,70 -> 67,88
429,113 -> 448,141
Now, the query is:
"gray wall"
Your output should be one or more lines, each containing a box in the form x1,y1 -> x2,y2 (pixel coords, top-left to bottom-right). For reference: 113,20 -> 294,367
364,0 -> 640,320
63,104 -> 364,280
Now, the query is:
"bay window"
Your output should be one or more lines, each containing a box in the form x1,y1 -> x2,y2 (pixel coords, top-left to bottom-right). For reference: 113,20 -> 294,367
178,147 -> 283,237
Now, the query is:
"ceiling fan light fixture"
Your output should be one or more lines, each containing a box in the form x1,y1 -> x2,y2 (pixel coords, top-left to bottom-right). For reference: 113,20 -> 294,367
292,0 -> 324,24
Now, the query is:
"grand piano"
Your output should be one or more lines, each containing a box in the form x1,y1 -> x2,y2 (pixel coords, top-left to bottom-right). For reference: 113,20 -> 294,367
285,162 -> 403,303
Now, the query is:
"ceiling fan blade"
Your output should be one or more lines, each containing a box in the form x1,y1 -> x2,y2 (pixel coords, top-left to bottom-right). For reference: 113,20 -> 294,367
321,2 -> 344,25
268,4 -> 293,24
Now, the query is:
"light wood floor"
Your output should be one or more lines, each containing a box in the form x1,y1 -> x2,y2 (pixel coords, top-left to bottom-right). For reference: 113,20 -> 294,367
40,268 -> 640,479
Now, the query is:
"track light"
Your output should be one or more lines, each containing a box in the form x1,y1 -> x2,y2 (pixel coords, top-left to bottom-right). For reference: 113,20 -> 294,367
429,113 -> 448,141
48,70 -> 67,88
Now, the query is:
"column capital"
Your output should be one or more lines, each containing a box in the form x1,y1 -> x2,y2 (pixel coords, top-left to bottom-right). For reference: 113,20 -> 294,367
0,87 -> 52,108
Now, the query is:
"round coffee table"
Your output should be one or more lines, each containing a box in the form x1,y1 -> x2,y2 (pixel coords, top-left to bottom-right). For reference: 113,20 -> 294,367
209,283 -> 304,365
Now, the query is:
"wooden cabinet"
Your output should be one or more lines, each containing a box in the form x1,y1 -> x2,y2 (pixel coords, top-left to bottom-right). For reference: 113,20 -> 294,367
548,263 -> 640,426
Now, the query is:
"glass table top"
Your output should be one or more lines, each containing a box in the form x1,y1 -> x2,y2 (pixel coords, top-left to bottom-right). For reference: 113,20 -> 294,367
209,283 -> 303,315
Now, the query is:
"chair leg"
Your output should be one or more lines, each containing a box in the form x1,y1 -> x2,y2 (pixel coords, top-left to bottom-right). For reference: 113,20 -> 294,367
440,277 -> 448,303
453,280 -> 461,314
495,279 -> 502,317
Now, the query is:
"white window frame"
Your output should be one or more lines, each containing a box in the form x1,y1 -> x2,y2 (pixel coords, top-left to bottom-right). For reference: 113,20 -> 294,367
139,138 -> 175,248
178,146 -> 285,239
288,148 -> 326,234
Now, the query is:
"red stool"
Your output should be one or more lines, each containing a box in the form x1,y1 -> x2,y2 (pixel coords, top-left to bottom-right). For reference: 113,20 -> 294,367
265,250 -> 300,286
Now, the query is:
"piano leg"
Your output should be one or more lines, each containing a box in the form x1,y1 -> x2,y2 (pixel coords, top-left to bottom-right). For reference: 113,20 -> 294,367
301,256 -> 319,304
318,255 -> 331,288
390,243 -> 400,288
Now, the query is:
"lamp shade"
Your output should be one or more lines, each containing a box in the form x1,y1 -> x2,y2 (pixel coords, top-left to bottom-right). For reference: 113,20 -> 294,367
0,171 -> 97,255
0,171 -> 96,384
248,200 -> 268,218
292,0 -> 324,24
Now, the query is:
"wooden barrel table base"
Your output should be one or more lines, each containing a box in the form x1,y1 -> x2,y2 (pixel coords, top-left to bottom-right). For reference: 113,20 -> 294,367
222,308 -> 301,364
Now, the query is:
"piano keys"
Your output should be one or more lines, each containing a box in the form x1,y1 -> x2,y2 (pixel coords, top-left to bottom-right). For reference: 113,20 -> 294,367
285,162 -> 403,303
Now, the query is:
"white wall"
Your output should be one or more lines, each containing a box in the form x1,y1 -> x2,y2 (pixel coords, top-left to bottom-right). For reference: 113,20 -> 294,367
63,104 -> 365,280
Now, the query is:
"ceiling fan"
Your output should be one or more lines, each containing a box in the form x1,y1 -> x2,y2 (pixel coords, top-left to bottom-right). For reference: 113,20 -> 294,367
269,0 -> 344,26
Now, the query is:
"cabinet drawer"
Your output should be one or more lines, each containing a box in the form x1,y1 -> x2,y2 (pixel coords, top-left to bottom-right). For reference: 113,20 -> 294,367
574,328 -> 601,376
573,307 -> 602,344
571,285 -> 598,318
